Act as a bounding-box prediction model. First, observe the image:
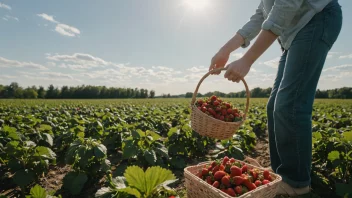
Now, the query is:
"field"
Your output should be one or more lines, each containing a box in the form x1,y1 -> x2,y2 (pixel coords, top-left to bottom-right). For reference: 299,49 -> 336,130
0,98 -> 351,198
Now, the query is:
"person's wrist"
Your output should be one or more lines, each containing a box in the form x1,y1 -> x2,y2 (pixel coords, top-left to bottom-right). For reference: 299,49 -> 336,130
219,46 -> 232,56
241,56 -> 255,67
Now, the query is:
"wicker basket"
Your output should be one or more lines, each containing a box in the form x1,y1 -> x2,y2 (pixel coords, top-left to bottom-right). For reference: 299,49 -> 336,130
190,67 -> 250,140
184,159 -> 282,198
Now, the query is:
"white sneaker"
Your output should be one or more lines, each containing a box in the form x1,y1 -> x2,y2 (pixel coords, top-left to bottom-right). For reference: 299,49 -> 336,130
276,181 -> 310,196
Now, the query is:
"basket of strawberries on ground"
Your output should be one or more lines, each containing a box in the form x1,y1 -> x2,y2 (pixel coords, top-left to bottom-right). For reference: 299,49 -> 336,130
190,67 -> 250,140
184,156 -> 282,198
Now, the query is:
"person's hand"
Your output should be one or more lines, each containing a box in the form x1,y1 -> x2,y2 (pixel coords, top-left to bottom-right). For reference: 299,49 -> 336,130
209,49 -> 230,75
224,58 -> 252,83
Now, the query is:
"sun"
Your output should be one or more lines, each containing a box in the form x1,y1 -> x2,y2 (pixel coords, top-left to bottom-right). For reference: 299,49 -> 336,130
182,0 -> 211,11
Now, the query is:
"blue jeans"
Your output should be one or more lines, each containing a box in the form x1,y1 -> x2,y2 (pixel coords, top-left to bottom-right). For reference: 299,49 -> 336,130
266,0 -> 342,188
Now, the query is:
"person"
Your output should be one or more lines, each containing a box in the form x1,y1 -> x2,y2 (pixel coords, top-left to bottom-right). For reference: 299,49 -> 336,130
208,0 -> 342,196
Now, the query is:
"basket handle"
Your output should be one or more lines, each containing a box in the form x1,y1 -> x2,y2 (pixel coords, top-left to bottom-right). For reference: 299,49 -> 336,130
191,67 -> 250,120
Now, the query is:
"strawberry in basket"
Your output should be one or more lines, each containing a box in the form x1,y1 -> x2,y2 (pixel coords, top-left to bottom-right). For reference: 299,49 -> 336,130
196,156 -> 274,197
195,95 -> 243,122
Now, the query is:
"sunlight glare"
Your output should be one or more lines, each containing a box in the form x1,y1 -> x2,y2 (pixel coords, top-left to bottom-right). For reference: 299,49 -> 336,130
183,0 -> 211,11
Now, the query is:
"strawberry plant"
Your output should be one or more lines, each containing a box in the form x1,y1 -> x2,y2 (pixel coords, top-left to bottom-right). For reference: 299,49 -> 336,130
122,129 -> 169,168
95,165 -> 177,198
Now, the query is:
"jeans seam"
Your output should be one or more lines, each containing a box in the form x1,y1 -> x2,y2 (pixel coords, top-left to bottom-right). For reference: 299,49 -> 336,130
291,24 -> 317,180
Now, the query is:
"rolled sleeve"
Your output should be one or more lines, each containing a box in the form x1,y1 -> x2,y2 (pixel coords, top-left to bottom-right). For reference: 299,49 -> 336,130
262,0 -> 304,36
237,1 -> 264,48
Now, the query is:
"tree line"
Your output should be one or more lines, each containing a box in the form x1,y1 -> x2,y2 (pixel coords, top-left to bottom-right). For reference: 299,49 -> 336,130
183,87 -> 352,99
0,82 -> 155,99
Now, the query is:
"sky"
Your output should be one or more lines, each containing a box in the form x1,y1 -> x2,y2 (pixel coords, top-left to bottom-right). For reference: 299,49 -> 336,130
0,0 -> 351,95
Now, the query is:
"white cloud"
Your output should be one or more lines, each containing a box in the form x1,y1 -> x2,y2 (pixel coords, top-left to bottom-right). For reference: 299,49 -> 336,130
232,52 -> 244,59
37,13 -> 58,23
339,54 -> 352,59
327,51 -> 341,59
262,57 -> 280,68
323,64 -> 352,72
47,53 -> 108,67
0,56 -> 47,70
0,75 -> 16,79
37,13 -> 80,37
0,2 -> 11,10
187,66 -> 208,73
40,72 -> 73,80
4,15 -> 19,22
55,23 -> 80,37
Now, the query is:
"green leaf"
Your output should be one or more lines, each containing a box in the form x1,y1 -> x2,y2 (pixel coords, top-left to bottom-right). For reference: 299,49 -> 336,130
42,133 -> 54,147
94,187 -> 114,198
144,150 -> 157,165
131,130 -> 140,139
170,157 -> 186,169
147,130 -> 161,141
335,182 -> 352,197
124,166 -> 146,193
145,166 -> 176,195
13,169 -> 35,187
28,184 -> 47,198
63,171 -> 88,195
8,159 -> 22,172
111,176 -> 127,189
38,124 -> 52,133
122,140 -> 138,159
119,187 -> 141,198
100,159 -> 111,173
328,150 -> 340,162
94,144 -> 107,159
154,147 -> 169,158
167,128 -> 178,137
35,146 -> 56,160
342,132 -> 352,142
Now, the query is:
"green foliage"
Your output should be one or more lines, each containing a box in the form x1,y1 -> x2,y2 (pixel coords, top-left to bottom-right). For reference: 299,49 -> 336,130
95,166 -> 177,198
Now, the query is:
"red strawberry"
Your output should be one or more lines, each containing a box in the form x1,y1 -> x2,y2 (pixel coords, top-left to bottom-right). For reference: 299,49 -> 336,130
213,181 -> 220,188
214,171 -> 226,180
262,179 -> 270,185
202,168 -> 209,176
241,165 -> 248,173
232,176 -> 244,185
230,166 -> 242,177
211,95 -> 217,101
215,114 -> 221,119
254,180 -> 262,187
219,164 -> 225,171
225,103 -> 231,108
220,116 -> 225,121
221,175 -> 231,187
234,113 -> 240,117
208,108 -> 216,115
263,170 -> 270,180
228,114 -> 234,120
211,161 -> 217,168
226,188 -> 236,197
229,158 -> 235,163
233,108 -> 238,113
202,102 -> 208,107
201,106 -> 207,112
250,170 -> 258,180
227,109 -> 233,114
243,179 -> 257,191
221,189 -> 227,193
221,109 -> 227,116
213,101 -> 220,106
222,156 -> 230,165
212,165 -> 219,173
215,106 -> 221,112
268,175 -> 272,181
206,176 -> 212,184
235,186 -> 243,195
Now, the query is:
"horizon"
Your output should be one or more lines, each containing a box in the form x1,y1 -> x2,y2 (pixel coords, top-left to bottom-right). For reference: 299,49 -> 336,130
1,0 -> 351,96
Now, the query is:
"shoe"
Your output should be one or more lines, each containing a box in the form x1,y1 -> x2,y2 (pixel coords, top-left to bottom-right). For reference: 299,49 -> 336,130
276,181 -> 310,196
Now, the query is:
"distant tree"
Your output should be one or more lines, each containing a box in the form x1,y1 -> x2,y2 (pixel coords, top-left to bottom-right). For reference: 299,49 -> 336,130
149,90 -> 155,98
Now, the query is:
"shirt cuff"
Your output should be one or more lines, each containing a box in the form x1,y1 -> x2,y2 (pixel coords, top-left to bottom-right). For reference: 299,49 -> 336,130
262,19 -> 284,36
236,29 -> 251,48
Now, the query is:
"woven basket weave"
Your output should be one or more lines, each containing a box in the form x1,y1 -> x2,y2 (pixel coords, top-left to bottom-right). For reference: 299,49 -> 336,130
190,67 -> 250,140
184,159 -> 282,198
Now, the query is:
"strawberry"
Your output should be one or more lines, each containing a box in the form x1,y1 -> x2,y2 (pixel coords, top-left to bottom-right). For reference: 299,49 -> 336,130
234,113 -> 240,117
262,179 -> 270,185
221,189 -> 227,193
250,170 -> 258,180
225,103 -> 231,108
254,180 -> 262,187
206,176 -> 212,184
222,156 -> 230,165
211,95 -> 217,101
243,179 -> 256,191
268,175 -> 272,181
212,181 -> 220,188
230,166 -> 242,177
235,186 -> 243,195
208,108 -> 216,115
227,108 -> 233,114
220,115 -> 225,121
241,165 -> 247,173
211,161 -> 218,168
228,114 -> 234,120
213,101 -> 220,106
202,168 -> 209,176
202,102 -> 208,107
229,158 -> 236,163
263,170 -> 270,180
233,108 -> 238,113
214,171 -> 226,181
221,175 -> 231,187
232,176 -> 244,185
212,165 -> 219,173
201,106 -> 207,112
226,188 -> 236,197
215,106 -> 222,112
219,164 -> 225,171
221,109 -> 227,116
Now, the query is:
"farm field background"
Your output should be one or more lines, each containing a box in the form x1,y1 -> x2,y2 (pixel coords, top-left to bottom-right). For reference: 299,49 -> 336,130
0,98 -> 351,198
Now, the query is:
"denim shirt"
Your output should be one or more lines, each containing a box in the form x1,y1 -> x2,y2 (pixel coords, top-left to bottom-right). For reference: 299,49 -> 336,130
237,0 -> 332,50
